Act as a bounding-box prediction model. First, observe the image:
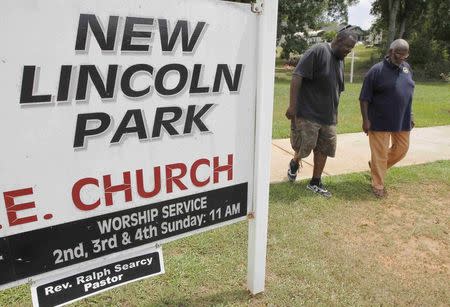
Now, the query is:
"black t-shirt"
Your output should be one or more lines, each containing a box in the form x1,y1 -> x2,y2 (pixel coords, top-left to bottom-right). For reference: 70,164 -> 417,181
359,58 -> 415,131
293,43 -> 344,125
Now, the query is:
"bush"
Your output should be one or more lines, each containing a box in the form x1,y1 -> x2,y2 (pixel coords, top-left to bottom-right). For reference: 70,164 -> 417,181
408,38 -> 450,81
280,34 -> 308,60
322,31 -> 337,43
415,62 -> 450,81
439,73 -> 450,82
286,55 -> 300,67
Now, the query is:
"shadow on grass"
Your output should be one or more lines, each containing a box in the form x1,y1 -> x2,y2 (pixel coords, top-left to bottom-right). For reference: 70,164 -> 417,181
325,174 -> 374,201
154,289 -> 256,306
270,171 -> 374,203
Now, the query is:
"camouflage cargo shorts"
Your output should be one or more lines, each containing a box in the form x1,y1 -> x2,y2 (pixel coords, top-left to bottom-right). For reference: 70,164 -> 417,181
290,117 -> 337,158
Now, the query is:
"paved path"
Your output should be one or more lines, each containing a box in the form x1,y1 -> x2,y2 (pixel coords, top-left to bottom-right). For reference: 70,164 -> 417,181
270,125 -> 450,183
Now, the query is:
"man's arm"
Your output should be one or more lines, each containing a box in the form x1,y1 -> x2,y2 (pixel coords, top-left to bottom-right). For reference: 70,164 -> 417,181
285,74 -> 303,120
359,68 -> 374,135
360,100 -> 370,135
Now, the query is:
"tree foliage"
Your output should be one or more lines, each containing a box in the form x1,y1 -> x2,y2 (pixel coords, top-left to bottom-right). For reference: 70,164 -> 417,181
224,1 -> 358,59
371,0 -> 427,45
322,30 -> 337,42
371,0 -> 450,79
278,0 -> 358,59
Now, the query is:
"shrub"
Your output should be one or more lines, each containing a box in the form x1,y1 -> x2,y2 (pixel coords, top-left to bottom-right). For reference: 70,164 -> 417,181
286,55 -> 300,67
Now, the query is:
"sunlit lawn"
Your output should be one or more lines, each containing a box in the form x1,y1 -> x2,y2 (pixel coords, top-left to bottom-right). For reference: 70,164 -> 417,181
1,45 -> 448,307
273,79 -> 450,139
273,45 -> 450,139
1,161 -> 449,306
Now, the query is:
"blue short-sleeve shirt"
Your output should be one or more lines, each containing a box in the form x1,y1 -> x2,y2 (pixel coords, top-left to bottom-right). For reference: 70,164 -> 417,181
359,57 -> 415,131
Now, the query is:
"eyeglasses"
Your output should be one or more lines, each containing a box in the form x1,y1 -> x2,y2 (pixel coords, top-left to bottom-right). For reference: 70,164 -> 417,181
394,51 -> 409,59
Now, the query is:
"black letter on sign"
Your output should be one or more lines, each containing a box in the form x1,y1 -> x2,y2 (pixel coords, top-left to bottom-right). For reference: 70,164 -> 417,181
190,64 -> 209,94
154,64 -> 188,96
76,65 -> 118,101
121,17 -> 154,52
111,109 -> 148,144
19,66 -> 52,104
57,65 -> 72,102
74,112 -> 111,148
152,107 -> 182,138
75,14 -> 119,51
183,104 -> 214,134
159,19 -> 206,52
121,64 -> 154,98
213,64 -> 243,92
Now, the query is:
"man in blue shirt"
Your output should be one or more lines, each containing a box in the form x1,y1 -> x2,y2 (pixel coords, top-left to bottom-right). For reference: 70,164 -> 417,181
359,39 -> 415,198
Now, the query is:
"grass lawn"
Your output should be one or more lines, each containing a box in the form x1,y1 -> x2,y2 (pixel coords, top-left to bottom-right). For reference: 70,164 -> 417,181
273,80 -> 450,139
273,44 -> 450,139
1,161 -> 449,306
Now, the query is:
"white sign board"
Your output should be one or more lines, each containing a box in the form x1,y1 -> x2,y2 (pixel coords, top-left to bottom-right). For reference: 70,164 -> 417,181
0,0 -> 258,288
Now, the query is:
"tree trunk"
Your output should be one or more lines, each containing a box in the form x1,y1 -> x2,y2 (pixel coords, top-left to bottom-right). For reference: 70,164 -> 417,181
398,17 -> 406,38
387,0 -> 400,46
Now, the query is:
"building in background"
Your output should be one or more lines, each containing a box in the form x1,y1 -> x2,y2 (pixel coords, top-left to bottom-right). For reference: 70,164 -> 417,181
295,23 -> 368,46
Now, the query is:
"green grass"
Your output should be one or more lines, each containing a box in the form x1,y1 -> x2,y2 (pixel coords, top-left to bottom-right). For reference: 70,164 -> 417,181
273,81 -> 450,139
343,44 -> 381,82
276,45 -> 380,83
1,161 -> 449,306
273,44 -> 450,139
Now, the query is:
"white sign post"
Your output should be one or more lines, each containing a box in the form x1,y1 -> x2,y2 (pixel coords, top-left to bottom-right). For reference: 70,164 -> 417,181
247,0 -> 279,295
350,50 -> 355,83
0,0 -> 278,299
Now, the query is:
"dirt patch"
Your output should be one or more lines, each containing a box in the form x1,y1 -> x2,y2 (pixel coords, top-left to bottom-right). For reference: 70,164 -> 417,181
416,236 -> 442,255
386,206 -> 404,218
332,183 -> 450,280
393,236 -> 449,273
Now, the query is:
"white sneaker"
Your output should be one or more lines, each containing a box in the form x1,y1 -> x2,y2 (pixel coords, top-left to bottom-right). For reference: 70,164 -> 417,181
306,183 -> 332,198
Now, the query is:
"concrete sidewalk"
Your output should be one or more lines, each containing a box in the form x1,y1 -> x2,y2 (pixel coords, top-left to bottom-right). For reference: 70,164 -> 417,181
270,125 -> 450,183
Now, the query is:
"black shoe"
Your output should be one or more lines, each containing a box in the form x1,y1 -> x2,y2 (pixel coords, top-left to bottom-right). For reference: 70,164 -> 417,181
287,159 -> 299,182
306,182 -> 332,198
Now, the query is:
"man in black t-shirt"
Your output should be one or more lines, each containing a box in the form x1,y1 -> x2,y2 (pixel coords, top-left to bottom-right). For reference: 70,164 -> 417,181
285,28 -> 357,197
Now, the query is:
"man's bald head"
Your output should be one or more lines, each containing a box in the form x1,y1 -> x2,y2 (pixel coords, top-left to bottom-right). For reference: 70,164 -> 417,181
389,39 -> 409,52
388,39 -> 410,65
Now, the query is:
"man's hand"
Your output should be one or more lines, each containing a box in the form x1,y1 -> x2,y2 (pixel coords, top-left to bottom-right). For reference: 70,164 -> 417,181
359,100 -> 370,135
285,105 -> 296,120
362,119 -> 371,135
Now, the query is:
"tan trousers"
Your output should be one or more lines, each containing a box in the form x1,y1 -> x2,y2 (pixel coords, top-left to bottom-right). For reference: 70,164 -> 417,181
368,131 -> 410,190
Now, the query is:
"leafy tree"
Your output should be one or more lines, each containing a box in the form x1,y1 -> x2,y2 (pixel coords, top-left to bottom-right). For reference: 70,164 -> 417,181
322,30 -> 337,42
428,0 -> 450,43
370,0 -> 426,46
224,1 -> 358,59
278,0 -> 358,59
371,0 -> 450,79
